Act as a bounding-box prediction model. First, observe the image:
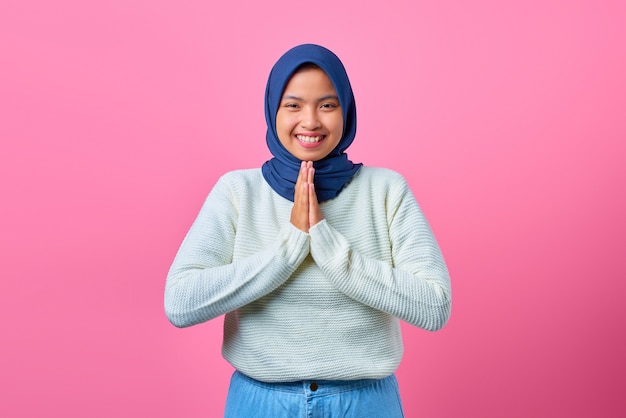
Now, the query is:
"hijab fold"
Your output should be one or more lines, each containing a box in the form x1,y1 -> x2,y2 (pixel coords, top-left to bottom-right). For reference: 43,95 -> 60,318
261,44 -> 362,202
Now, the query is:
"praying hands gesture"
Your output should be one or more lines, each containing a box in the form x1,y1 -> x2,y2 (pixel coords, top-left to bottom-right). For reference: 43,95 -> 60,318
290,161 -> 323,233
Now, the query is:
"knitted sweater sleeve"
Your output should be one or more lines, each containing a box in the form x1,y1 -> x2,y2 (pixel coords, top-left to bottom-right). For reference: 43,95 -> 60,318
309,176 -> 451,331
164,174 -> 310,328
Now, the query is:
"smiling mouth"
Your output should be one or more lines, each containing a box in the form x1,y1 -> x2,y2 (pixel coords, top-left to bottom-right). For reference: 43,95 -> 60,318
296,134 -> 325,143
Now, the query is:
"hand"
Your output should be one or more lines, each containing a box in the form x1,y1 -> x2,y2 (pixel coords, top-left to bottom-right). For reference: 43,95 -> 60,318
307,165 -> 323,228
290,161 -> 310,232
290,161 -> 323,233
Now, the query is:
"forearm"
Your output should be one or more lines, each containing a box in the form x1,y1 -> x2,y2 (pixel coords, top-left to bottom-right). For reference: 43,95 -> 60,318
309,220 -> 451,330
165,223 -> 309,327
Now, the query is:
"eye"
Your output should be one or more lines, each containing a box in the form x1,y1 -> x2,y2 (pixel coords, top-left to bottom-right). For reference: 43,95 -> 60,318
320,103 -> 339,110
283,103 -> 300,109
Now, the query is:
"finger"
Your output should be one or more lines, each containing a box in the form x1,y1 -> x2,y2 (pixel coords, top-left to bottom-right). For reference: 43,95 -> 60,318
307,164 -> 314,185
298,179 -> 309,211
296,161 -> 306,186
291,181 -> 310,232
293,161 -> 306,201
309,182 -> 323,227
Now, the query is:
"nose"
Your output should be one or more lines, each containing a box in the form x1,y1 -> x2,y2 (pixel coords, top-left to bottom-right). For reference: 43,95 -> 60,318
300,106 -> 321,130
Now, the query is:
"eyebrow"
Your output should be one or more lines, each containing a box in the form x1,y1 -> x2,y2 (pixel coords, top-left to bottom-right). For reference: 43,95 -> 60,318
281,94 -> 340,102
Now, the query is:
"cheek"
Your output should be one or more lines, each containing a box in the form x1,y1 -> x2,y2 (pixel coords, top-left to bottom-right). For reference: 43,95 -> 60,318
329,115 -> 344,138
275,113 -> 291,136
276,118 -> 298,149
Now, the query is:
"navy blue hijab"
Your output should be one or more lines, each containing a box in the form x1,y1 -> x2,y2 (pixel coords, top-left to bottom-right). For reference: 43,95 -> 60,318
261,44 -> 362,202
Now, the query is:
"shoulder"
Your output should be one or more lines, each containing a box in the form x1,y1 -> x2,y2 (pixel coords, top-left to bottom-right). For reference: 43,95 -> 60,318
214,168 -> 264,192
356,166 -> 406,182
351,166 -> 411,193
201,169 -> 265,208
219,168 -> 263,183
347,167 -> 419,213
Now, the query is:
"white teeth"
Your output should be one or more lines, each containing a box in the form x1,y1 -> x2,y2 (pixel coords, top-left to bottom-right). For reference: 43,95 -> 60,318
297,135 -> 323,143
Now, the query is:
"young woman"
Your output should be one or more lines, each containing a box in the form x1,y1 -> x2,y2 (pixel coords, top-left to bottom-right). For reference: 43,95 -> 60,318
165,44 -> 451,417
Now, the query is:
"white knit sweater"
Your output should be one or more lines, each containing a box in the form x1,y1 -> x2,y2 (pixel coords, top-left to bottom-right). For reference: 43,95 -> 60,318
165,167 -> 451,382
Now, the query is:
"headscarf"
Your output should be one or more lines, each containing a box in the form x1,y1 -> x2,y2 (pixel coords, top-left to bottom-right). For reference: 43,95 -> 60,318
261,44 -> 362,202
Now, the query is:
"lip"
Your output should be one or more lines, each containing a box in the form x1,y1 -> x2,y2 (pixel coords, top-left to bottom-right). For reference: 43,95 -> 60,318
295,133 -> 326,148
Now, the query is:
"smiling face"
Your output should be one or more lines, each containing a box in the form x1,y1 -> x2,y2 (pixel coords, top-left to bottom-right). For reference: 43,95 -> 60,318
275,65 -> 344,162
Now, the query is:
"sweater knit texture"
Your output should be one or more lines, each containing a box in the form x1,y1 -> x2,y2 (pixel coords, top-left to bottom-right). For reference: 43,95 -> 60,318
165,167 -> 451,382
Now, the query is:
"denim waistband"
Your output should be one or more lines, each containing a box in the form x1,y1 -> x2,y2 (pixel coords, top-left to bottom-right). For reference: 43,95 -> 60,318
233,370 -> 394,396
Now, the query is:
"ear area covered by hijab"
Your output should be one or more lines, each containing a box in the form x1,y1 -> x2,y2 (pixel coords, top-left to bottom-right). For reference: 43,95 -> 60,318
261,44 -> 363,202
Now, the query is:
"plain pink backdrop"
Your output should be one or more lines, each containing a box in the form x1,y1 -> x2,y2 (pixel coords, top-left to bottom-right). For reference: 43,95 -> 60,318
1,0 -> 625,417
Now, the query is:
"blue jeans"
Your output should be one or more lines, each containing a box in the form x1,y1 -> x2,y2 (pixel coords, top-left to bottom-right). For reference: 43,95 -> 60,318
223,371 -> 405,418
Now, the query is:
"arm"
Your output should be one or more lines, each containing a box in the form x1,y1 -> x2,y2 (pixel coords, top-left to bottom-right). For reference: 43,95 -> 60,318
308,178 -> 451,331
164,175 -> 310,328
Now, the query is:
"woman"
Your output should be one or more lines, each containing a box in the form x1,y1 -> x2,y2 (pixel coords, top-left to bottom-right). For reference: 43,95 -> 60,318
165,44 -> 451,417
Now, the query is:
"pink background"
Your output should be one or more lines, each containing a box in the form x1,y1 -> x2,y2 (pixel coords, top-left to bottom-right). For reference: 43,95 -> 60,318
2,0 -> 625,417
